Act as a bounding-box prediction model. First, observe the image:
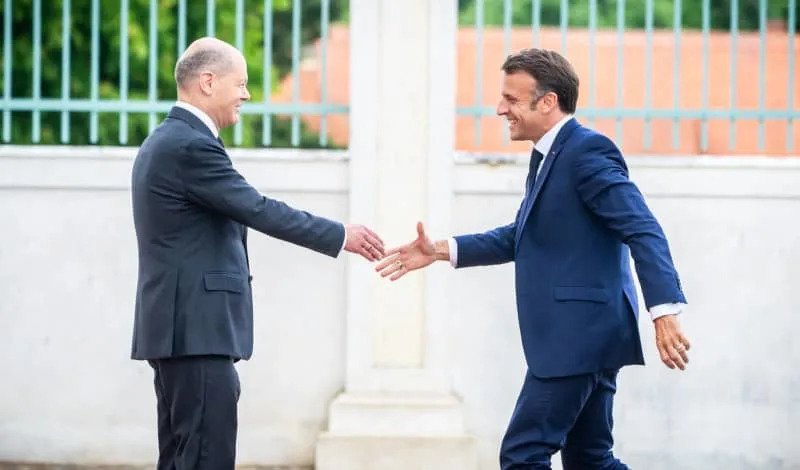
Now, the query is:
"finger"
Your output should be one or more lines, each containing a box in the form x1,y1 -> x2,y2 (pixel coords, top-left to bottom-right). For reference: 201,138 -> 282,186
355,240 -> 377,261
363,233 -> 383,249
375,254 -> 400,271
383,245 -> 403,257
676,346 -> 690,366
363,227 -> 384,247
673,337 -> 690,365
416,221 -> 425,239
359,245 -> 377,262
667,344 -> 686,370
370,245 -> 385,259
657,342 -> 676,369
361,242 -> 383,260
379,261 -> 403,278
678,333 -> 691,351
364,234 -> 385,255
390,265 -> 408,281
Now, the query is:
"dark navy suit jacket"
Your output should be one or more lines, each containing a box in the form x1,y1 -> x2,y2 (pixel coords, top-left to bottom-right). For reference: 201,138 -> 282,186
455,118 -> 686,378
130,106 -> 345,361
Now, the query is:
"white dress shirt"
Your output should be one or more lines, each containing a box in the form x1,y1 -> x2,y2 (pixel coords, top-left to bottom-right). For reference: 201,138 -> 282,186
173,101 -> 348,255
174,101 -> 219,137
448,115 -> 683,320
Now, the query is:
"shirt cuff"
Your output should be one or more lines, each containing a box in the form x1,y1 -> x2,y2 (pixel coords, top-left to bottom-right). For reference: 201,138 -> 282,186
338,224 -> 347,256
448,238 -> 458,268
649,302 -> 686,321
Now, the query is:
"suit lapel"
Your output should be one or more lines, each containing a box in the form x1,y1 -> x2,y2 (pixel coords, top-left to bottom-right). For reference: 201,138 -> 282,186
515,118 -> 580,248
167,106 -> 218,142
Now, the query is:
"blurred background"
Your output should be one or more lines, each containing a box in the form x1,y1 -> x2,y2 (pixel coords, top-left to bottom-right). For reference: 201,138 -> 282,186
0,0 -> 798,469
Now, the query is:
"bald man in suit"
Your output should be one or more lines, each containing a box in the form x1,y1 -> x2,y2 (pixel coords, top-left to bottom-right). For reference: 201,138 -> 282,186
131,37 -> 384,469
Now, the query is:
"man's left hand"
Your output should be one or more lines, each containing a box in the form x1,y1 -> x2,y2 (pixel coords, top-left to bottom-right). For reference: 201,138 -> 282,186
654,314 -> 691,370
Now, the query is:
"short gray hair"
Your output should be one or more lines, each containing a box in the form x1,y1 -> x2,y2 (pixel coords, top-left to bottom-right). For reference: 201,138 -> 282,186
174,48 -> 233,89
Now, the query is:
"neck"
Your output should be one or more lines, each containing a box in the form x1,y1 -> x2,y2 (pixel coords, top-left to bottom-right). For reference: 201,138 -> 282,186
545,112 -> 568,130
178,96 -> 219,126
531,112 -> 569,144
537,113 -> 568,140
177,94 -> 206,112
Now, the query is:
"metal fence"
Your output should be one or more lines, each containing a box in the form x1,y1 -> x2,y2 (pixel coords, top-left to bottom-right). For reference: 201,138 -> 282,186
1,0 -> 798,154
458,0 -> 798,155
0,0 -> 346,147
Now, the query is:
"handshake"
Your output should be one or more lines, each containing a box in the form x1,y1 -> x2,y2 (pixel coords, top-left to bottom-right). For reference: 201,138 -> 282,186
344,222 -> 440,281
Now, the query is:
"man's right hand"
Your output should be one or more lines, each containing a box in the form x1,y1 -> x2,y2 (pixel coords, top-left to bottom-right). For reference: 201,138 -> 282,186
375,222 -> 446,281
344,224 -> 385,261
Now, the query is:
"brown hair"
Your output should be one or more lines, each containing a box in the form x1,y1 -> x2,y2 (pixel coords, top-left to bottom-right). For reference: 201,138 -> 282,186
501,48 -> 579,114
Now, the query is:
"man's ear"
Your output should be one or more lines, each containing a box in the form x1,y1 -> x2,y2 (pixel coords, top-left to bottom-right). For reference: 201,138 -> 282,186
198,71 -> 215,96
542,92 -> 559,114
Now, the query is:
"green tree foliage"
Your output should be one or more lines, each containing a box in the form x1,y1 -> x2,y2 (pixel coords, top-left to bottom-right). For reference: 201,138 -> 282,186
458,0 -> 799,31
0,0 -> 347,147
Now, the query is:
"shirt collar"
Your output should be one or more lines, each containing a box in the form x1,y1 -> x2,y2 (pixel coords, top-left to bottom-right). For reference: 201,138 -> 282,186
174,101 -> 219,138
534,114 -> 573,156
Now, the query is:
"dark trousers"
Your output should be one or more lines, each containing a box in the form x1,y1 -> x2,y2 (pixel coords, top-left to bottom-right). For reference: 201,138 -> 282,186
500,368 -> 630,470
148,355 -> 240,470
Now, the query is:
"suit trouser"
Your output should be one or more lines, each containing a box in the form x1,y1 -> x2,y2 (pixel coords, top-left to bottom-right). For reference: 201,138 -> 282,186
500,368 -> 630,470
148,355 -> 240,470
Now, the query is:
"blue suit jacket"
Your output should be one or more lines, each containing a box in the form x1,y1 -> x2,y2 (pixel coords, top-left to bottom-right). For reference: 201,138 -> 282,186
455,118 -> 686,378
130,107 -> 345,361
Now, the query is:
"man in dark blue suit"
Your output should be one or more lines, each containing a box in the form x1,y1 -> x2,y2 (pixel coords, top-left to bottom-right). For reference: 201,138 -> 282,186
131,37 -> 384,469
376,48 -> 691,469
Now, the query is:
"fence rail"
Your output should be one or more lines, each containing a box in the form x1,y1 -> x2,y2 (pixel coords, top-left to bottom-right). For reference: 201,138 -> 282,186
457,0 -> 799,155
0,0 -> 346,148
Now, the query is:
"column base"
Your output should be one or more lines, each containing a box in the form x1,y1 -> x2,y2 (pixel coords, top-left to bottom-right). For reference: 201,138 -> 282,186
316,435 -> 478,470
314,393 -> 479,470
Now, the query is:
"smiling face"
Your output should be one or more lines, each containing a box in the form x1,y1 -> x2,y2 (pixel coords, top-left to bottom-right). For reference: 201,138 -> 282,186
496,71 -> 543,142
175,39 -> 252,132
204,52 -> 250,130
496,70 -> 561,143
496,49 -> 580,144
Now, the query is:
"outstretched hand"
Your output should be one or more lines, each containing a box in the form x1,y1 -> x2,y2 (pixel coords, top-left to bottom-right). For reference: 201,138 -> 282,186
344,224 -> 385,261
375,222 -> 437,281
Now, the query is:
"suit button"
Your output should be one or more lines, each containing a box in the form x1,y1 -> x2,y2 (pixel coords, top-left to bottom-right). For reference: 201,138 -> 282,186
248,275 -> 253,282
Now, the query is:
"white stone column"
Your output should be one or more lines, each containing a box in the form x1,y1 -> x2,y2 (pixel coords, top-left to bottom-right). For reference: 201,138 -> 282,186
314,1 -> 478,469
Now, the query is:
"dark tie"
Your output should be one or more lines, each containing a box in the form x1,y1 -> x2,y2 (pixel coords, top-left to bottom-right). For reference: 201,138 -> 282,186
517,148 -> 545,228
526,148 -> 544,192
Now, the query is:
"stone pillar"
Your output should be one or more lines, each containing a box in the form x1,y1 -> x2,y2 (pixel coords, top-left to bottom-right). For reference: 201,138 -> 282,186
314,1 -> 478,469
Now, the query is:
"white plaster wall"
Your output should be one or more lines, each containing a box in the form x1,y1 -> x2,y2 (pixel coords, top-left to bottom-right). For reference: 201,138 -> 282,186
1,147 -> 798,469
0,147 -> 349,466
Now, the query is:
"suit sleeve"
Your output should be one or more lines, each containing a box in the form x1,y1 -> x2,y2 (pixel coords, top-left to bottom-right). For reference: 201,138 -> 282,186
452,203 -> 521,268
573,135 -> 686,308
180,139 -> 346,258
